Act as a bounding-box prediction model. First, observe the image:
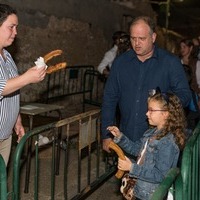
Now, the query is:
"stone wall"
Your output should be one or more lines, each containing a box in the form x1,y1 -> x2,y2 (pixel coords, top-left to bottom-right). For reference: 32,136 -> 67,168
10,17 -> 109,102
1,0 -> 155,103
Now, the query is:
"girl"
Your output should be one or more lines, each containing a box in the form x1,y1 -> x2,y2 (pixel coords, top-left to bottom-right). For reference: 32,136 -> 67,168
107,90 -> 186,200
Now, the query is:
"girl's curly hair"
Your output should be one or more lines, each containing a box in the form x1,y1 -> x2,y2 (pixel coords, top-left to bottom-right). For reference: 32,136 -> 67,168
148,92 -> 187,150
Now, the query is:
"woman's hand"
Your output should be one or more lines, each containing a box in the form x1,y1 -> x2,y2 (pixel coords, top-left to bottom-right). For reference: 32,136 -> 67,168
2,66 -> 46,96
14,115 -> 25,143
24,66 -> 46,84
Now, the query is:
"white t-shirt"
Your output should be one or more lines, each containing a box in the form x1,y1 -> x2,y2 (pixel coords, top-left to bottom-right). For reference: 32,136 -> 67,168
97,45 -> 118,74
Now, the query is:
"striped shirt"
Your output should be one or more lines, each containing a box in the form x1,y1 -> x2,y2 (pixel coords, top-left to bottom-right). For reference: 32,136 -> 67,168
0,49 -> 20,139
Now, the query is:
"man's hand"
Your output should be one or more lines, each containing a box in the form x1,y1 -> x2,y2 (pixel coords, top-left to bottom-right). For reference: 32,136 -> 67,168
102,68 -> 110,78
102,138 -> 112,153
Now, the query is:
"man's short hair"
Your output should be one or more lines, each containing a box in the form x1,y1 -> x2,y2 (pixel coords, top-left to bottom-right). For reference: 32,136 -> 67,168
130,16 -> 156,34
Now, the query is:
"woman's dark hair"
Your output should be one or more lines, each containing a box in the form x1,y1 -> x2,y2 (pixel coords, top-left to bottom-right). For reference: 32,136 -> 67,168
0,4 -> 17,26
180,39 -> 193,48
180,38 -> 200,59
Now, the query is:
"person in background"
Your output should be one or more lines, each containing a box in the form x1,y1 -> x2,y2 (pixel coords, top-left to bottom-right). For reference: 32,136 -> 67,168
97,31 -> 130,78
179,39 -> 194,66
101,16 -> 191,153
117,33 -> 131,55
183,65 -> 200,130
192,37 -> 200,60
0,3 -> 46,166
179,39 -> 200,94
179,39 -> 200,130
107,90 -> 186,200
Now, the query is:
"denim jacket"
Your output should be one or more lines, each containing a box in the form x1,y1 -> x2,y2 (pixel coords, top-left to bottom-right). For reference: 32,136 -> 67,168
113,128 -> 180,200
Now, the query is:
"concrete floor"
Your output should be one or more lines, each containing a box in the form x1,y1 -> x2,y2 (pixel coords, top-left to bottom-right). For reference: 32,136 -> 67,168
8,150 -> 123,200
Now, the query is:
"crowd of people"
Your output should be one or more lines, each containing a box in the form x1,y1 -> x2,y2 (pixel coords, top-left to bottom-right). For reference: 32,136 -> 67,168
179,37 -> 200,129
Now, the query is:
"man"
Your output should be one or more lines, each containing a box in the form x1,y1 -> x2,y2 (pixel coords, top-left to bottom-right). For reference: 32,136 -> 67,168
97,31 -> 129,78
101,16 -> 191,152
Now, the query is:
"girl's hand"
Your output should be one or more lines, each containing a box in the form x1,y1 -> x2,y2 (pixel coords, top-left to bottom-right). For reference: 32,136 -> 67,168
107,126 -> 121,138
118,156 -> 132,171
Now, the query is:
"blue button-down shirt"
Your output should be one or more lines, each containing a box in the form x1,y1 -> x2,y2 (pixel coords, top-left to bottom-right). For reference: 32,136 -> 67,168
101,45 -> 191,142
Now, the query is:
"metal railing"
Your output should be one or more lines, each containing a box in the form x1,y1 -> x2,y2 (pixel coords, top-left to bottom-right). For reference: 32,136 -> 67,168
0,155 -> 7,200
2,109 -> 117,200
151,122 -> 200,200
83,70 -> 105,112
43,65 -> 94,103
2,114 -> 199,199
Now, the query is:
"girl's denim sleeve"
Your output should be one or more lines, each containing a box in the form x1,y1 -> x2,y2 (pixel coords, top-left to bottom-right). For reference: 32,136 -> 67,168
113,133 -> 142,157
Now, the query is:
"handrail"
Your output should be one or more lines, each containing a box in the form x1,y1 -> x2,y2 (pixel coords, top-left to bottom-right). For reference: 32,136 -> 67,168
150,168 -> 180,200
0,155 -> 7,200
151,121 -> 200,200
12,109 -> 101,200
12,122 -> 55,200
181,123 -> 200,200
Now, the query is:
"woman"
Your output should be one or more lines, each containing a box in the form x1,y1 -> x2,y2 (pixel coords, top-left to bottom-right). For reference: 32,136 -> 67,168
0,3 -> 46,165
179,39 -> 199,94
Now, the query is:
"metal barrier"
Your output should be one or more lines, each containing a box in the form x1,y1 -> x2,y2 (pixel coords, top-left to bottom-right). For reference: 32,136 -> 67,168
83,70 -> 105,112
34,65 -> 105,114
43,65 -> 94,103
4,112 -> 199,199
0,155 -> 7,200
9,109 -> 117,200
151,122 -> 200,200
150,168 -> 180,200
